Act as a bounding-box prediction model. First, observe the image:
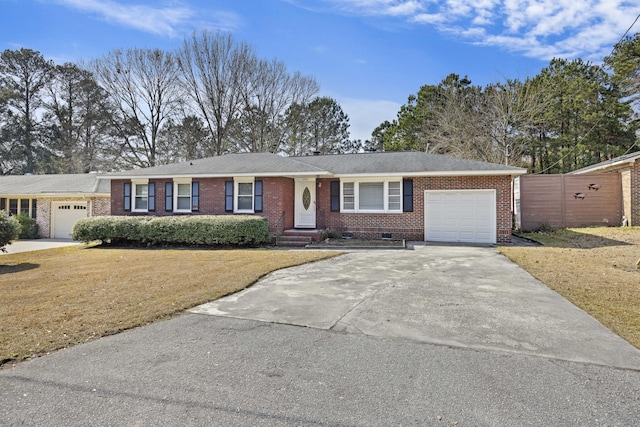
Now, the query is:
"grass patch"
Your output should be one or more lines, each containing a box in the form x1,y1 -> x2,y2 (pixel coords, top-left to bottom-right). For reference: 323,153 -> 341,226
0,245 -> 341,366
500,227 -> 640,349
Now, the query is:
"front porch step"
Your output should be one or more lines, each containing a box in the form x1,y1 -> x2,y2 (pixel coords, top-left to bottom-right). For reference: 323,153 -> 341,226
277,229 -> 323,247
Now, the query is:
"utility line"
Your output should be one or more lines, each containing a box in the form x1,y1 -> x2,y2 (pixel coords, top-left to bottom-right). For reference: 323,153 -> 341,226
535,11 -> 640,174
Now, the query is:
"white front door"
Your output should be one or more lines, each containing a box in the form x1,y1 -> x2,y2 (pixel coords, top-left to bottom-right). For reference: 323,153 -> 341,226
295,178 -> 316,228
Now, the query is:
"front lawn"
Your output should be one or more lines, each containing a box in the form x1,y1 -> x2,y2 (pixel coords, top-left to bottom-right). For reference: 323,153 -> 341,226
500,227 -> 640,349
0,246 -> 340,366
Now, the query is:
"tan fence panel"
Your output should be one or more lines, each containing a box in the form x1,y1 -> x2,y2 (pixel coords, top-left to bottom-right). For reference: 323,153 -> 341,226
519,173 -> 621,231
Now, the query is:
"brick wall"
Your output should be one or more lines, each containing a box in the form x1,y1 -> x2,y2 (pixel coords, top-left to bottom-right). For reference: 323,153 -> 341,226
111,175 -> 513,244
632,160 -> 640,226
36,198 -> 51,238
317,175 -> 513,244
35,196 -> 110,238
111,177 -> 295,230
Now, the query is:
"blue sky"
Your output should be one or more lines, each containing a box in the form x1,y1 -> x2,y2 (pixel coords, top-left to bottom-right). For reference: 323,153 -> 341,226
1,0 -> 640,142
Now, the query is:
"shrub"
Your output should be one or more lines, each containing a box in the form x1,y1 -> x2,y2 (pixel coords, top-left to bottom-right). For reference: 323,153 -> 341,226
72,215 -> 270,247
0,211 -> 21,252
14,213 -> 39,239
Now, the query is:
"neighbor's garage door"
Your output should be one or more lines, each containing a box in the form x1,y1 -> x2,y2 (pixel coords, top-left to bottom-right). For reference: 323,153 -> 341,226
52,202 -> 88,238
424,190 -> 496,244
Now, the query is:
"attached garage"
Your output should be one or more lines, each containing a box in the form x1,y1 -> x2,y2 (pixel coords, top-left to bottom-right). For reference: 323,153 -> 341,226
51,202 -> 88,238
0,174 -> 110,239
424,190 -> 496,244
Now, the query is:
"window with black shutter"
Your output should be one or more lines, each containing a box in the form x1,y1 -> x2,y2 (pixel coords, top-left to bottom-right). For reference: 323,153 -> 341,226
148,182 -> 156,212
165,182 -> 173,211
403,178 -> 413,212
191,181 -> 200,211
254,180 -> 263,212
225,181 -> 234,212
123,182 -> 131,212
330,181 -> 340,212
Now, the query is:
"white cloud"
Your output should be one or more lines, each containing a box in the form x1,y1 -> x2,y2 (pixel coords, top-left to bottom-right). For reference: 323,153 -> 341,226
337,97 -> 402,142
320,0 -> 640,61
52,0 -> 242,38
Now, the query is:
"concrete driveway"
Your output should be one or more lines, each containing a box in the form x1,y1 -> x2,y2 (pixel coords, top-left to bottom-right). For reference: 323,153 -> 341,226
1,239 -> 81,254
192,244 -> 640,370
3,244 -> 640,426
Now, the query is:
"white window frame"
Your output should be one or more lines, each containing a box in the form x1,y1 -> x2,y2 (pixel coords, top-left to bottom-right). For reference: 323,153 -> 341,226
173,178 -> 193,213
234,177 -> 255,213
340,179 -> 403,213
131,179 -> 149,212
3,197 -> 37,218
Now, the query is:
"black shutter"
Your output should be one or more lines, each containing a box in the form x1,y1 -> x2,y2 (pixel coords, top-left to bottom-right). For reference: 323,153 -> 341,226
403,179 -> 413,212
0,198 -> 5,211
123,182 -> 131,212
254,180 -> 263,213
148,182 -> 156,212
165,182 -> 173,212
192,181 -> 200,211
225,180 -> 234,212
330,181 -> 340,212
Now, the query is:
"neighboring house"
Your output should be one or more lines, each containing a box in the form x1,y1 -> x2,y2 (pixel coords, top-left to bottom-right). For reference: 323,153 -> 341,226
0,174 -> 111,238
570,151 -> 640,226
106,151 -> 526,244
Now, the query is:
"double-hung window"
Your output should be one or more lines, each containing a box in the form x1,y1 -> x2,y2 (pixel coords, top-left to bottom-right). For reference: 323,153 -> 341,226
174,179 -> 192,212
132,179 -> 149,212
165,179 -> 199,213
237,181 -> 254,212
225,178 -> 263,213
341,180 -> 403,213
125,179 -> 155,212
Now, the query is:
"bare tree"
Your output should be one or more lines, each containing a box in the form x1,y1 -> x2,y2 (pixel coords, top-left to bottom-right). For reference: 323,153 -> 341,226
231,59 -> 319,153
178,30 -> 255,156
91,48 -> 183,167
481,79 -> 548,166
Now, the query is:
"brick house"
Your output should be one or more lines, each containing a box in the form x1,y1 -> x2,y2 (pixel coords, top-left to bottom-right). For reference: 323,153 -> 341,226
106,151 -> 525,245
570,151 -> 640,226
0,174 -> 111,238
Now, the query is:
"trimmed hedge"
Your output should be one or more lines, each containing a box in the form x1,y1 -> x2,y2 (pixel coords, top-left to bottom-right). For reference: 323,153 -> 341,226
72,215 -> 270,247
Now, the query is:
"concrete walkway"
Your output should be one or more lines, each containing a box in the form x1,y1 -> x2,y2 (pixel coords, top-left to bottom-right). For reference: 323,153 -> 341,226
1,239 -> 81,254
192,244 -> 640,370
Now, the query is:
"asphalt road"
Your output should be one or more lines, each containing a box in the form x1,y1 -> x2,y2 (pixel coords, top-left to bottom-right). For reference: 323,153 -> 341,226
2,245 -> 640,426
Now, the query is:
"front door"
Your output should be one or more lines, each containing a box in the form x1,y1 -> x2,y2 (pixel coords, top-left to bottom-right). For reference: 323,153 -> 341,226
294,178 -> 316,228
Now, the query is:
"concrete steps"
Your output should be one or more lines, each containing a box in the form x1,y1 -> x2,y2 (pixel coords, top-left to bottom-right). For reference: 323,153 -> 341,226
277,229 -> 323,247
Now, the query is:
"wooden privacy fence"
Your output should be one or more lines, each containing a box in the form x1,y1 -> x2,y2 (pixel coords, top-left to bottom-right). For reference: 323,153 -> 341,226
517,173 -> 622,231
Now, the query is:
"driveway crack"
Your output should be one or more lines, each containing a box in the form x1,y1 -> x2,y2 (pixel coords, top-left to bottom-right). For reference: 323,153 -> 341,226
329,279 -> 395,332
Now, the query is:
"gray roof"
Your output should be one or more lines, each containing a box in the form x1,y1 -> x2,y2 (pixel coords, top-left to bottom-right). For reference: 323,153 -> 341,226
570,151 -> 640,174
293,151 -> 525,175
109,152 -> 326,178
0,173 -> 110,196
108,151 -> 526,178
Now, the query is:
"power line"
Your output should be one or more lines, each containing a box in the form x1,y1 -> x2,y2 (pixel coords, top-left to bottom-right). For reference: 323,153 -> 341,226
535,12 -> 640,174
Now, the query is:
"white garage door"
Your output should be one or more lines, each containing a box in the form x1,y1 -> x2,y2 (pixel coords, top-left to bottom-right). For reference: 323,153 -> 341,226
424,190 -> 496,244
52,202 -> 88,239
